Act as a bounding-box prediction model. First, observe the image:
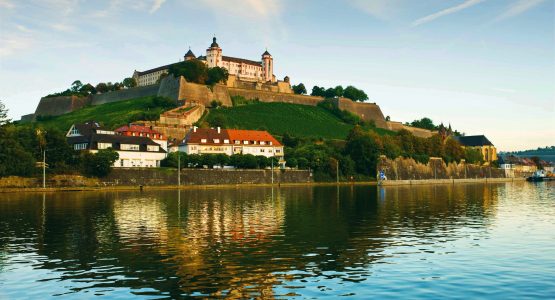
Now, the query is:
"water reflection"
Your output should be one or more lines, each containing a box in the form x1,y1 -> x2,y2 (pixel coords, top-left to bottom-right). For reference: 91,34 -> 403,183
1,183 -> 553,298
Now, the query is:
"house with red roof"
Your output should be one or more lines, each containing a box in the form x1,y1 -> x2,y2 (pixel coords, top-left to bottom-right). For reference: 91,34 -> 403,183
114,124 -> 168,151
179,127 -> 284,158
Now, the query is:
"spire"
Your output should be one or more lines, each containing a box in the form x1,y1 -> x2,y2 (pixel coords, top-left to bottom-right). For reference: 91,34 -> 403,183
185,47 -> 196,59
262,48 -> 271,56
210,36 -> 219,48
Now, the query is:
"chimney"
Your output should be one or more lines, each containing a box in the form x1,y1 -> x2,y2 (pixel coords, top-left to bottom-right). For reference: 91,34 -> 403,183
217,127 -> 221,134
193,126 -> 197,133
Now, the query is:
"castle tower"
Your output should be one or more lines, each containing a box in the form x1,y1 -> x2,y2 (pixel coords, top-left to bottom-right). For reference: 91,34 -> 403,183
262,50 -> 273,82
206,36 -> 222,68
184,47 -> 196,61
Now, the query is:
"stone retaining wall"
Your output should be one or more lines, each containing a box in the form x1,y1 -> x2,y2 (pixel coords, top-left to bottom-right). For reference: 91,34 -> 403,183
34,96 -> 91,117
90,84 -> 160,105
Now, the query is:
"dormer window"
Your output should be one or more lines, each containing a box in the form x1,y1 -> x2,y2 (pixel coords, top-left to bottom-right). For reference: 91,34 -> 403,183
243,140 -> 249,145
269,141 -> 273,145
260,141 -> 266,145
201,139 -> 207,143
235,140 -> 240,145
214,139 -> 220,143
224,139 -> 229,144
69,127 -> 79,136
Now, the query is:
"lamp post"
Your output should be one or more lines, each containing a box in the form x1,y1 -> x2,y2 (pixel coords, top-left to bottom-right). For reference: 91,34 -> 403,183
177,148 -> 181,188
42,149 -> 46,189
271,157 -> 274,185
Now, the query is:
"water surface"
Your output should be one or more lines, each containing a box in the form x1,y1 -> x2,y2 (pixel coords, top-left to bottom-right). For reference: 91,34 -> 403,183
0,182 -> 554,298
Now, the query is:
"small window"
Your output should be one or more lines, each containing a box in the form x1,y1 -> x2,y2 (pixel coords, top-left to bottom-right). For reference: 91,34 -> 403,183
224,139 -> 230,144
201,139 -> 207,143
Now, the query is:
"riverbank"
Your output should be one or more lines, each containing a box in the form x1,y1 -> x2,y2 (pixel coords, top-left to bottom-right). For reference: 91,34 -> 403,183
0,177 -> 528,193
380,177 -> 526,186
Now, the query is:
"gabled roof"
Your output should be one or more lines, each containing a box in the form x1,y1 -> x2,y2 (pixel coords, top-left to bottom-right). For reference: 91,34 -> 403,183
185,49 -> 196,58
70,121 -> 110,136
454,135 -> 494,147
227,129 -> 281,146
183,128 -> 282,146
262,50 -> 271,56
67,134 -> 165,153
136,62 -> 179,75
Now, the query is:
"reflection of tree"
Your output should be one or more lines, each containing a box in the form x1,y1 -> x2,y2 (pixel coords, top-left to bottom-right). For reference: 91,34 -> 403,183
0,184 -> 498,298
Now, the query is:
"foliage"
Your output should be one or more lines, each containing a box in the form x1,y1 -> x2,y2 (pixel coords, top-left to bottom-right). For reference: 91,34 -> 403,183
206,67 -> 229,85
409,117 -> 437,131
30,96 -> 175,131
344,126 -> 380,175
0,100 -> 11,126
122,77 -> 137,88
208,114 -> 227,128
317,98 -> 362,125
230,95 -> 259,106
81,148 -> 119,177
464,148 -> 483,164
45,77 -> 140,98
162,152 -> 276,169
292,83 -> 307,95
311,85 -> 368,102
168,60 -> 208,84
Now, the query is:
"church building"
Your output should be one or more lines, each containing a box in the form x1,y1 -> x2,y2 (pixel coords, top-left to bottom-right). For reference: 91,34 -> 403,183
133,37 -> 276,86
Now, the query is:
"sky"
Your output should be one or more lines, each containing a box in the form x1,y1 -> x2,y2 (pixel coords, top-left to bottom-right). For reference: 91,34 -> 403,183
0,0 -> 553,151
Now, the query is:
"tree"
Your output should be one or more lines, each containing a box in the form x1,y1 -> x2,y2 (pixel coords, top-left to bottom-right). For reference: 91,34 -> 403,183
531,156 -> 543,170
0,126 -> 35,176
122,77 -> 137,88
311,86 -> 325,97
410,117 -> 437,131
95,83 -> 108,93
464,148 -> 483,165
82,148 -> 119,177
80,83 -> 96,95
206,67 -> 229,85
0,100 -> 11,126
343,85 -> 368,102
168,60 -> 209,84
209,114 -> 227,128
71,80 -> 83,93
292,83 -> 307,95
344,126 -> 380,175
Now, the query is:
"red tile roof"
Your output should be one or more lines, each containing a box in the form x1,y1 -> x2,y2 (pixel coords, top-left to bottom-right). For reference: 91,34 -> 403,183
115,124 -> 163,137
227,129 -> 281,146
184,128 -> 281,146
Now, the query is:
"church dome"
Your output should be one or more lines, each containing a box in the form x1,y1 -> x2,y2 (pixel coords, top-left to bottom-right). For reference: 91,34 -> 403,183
210,37 -> 219,48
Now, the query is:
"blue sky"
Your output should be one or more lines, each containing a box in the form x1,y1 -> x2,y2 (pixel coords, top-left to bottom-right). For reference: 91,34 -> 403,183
0,0 -> 553,151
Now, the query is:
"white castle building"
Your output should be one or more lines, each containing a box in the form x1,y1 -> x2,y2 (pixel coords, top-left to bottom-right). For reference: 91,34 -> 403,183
133,37 -> 276,87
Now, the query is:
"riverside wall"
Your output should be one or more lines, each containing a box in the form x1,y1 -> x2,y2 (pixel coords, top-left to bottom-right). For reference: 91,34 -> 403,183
0,169 -> 312,189
377,156 -> 506,180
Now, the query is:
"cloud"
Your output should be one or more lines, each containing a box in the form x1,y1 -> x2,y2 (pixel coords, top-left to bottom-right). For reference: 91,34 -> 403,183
493,0 -> 546,23
0,35 -> 34,57
0,0 -> 15,9
412,0 -> 485,27
198,0 -> 282,19
492,87 -> 516,93
51,23 -> 74,32
149,0 -> 166,13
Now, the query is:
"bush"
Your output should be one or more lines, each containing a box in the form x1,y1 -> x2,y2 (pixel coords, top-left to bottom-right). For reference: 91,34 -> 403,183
81,148 -> 119,177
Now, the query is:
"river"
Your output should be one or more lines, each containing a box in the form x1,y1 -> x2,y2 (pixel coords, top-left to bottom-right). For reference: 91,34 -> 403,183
0,182 -> 554,298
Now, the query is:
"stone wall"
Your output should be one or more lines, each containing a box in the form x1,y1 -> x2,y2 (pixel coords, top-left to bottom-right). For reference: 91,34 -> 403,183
377,156 -> 506,180
34,95 -> 91,117
102,168 -> 312,186
0,175 -> 99,188
91,84 -> 160,105
334,98 -> 387,128
176,79 -> 232,107
386,121 -> 435,138
228,88 -> 324,106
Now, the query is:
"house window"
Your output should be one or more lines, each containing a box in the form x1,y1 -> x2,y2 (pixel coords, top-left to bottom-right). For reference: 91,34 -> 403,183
69,127 -> 79,135
74,143 -> 88,150
120,160 -> 124,167
201,139 -> 207,143
224,139 -> 230,144
260,141 -> 266,145
214,139 -> 220,143
121,144 -> 140,151
243,141 -> 249,145
276,149 -> 281,153
147,145 -> 160,152
269,142 -> 273,145
261,149 -> 265,153
235,140 -> 240,145
98,143 -> 112,150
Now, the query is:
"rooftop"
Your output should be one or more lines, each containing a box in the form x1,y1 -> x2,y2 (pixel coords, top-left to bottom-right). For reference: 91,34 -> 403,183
454,135 -> 494,147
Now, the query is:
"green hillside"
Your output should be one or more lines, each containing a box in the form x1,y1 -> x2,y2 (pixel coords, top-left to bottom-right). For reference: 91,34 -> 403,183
32,96 -> 164,131
206,102 -> 393,140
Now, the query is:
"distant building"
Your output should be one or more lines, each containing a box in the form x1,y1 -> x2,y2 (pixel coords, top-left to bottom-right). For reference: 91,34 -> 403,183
179,127 -> 284,158
66,121 -> 166,168
133,36 -> 276,86
114,124 -> 168,151
454,135 -> 498,163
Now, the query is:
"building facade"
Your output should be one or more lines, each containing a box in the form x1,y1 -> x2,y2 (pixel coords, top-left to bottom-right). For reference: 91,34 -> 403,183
66,121 -> 167,168
454,135 -> 498,163
179,127 -> 284,158
133,37 -> 276,87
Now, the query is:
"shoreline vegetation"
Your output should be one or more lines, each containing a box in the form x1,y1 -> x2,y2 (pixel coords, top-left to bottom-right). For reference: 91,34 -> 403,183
0,177 -> 525,193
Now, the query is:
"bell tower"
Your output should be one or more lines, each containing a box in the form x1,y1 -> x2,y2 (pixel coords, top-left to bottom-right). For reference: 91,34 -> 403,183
206,36 -> 222,68
262,49 -> 273,82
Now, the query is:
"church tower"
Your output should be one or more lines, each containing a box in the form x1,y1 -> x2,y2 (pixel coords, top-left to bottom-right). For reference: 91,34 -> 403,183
206,36 -> 222,68
262,50 -> 273,82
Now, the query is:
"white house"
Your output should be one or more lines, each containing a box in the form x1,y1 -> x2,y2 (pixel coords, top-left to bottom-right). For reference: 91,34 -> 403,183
66,121 -> 167,168
179,127 -> 284,158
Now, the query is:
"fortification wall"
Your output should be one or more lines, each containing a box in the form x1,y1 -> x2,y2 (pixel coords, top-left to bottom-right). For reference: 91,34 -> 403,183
377,156 -> 505,180
335,98 -> 387,129
176,80 -> 232,107
228,88 -> 324,106
386,121 -> 435,138
157,75 -> 181,100
91,84 -> 159,105
34,95 -> 90,117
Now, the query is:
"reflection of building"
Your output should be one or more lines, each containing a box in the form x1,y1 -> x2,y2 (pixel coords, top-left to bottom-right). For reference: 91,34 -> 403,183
455,135 -> 497,163
133,37 -> 276,86
179,127 -> 284,158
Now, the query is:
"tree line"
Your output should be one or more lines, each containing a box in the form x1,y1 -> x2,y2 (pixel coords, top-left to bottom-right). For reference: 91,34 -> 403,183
291,83 -> 369,102
162,153 -> 279,169
166,60 -> 229,86
44,78 -> 137,98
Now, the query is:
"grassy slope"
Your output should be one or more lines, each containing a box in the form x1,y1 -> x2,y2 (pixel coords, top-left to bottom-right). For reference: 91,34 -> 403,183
34,96 -> 155,130
206,102 -> 393,140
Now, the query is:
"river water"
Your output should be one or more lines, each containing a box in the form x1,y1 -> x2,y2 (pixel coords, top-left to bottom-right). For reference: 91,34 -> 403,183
0,182 -> 554,299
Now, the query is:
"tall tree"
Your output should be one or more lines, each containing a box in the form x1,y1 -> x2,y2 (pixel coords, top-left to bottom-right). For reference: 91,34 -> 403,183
292,83 -> 307,95
122,77 -> 137,88
0,100 -> 11,126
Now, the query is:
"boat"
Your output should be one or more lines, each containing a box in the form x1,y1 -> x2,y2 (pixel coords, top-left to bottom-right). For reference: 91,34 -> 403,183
527,170 -> 546,182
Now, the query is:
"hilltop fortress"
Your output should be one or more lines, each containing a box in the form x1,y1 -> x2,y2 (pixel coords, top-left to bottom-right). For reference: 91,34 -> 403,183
27,37 -> 434,138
